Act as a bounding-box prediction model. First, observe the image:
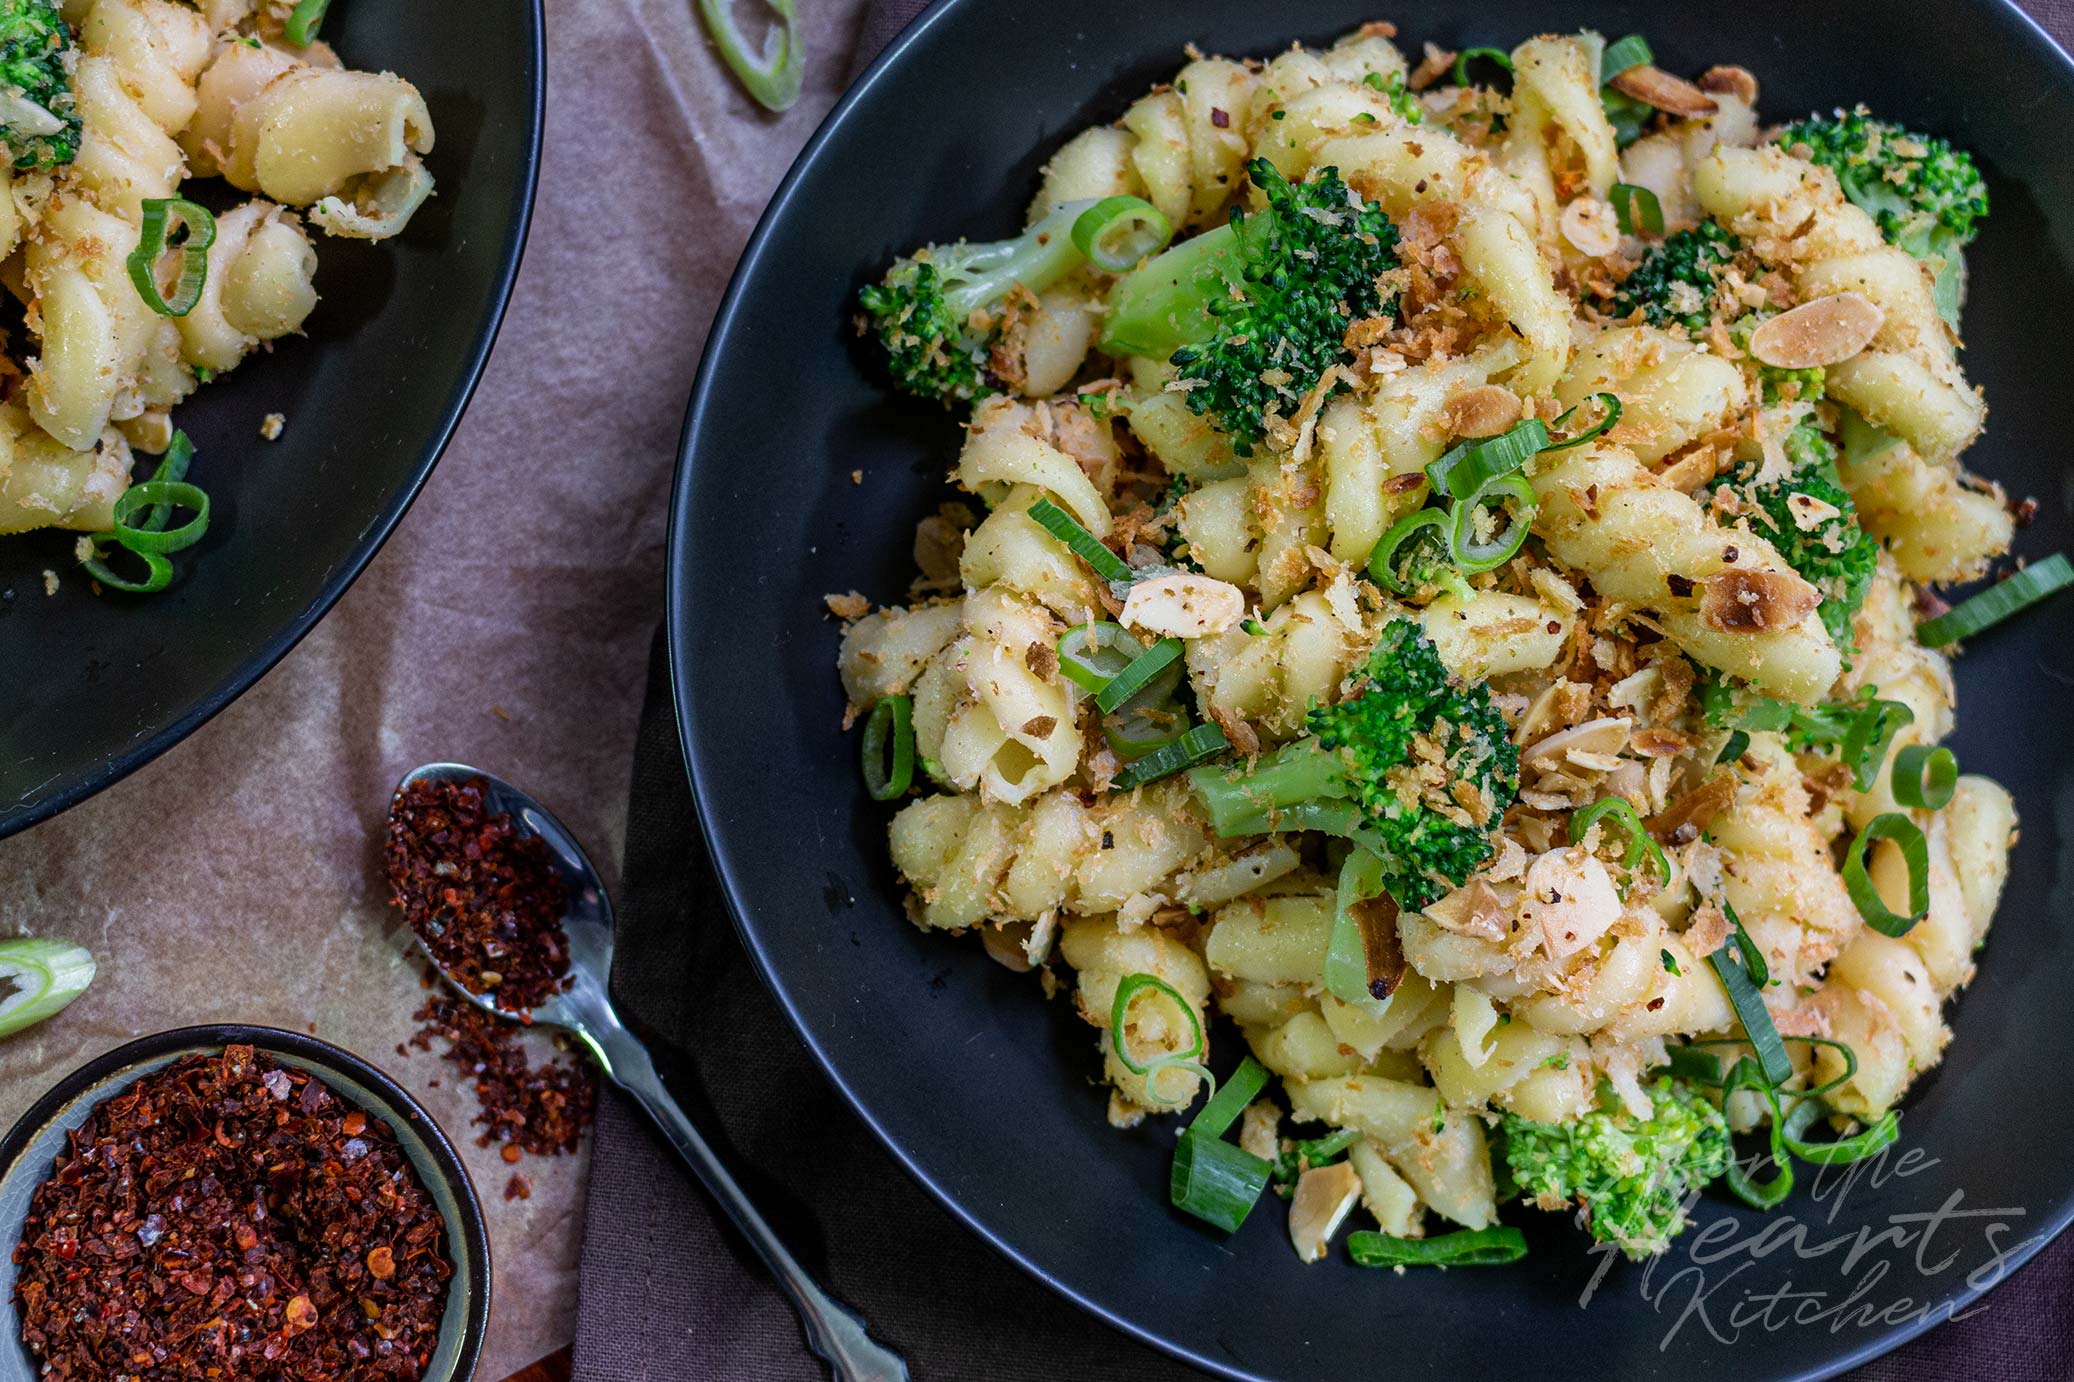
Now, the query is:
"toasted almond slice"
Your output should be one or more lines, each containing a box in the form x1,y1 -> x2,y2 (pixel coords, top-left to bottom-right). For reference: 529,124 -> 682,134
1747,292 -> 1884,370
1120,572 -> 1244,638
1608,64 -> 1719,116
1787,490 -> 1843,531
1442,383 -> 1523,438
1560,196 -> 1621,258
1522,715 -> 1633,765
1696,65 -> 1758,104
1289,1162 -> 1363,1264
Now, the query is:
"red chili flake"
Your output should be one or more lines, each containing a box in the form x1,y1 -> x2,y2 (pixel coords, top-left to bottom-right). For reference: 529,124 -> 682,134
503,1175 -> 532,1202
406,988 -> 595,1160
10,1047 -> 452,1381
1210,106 -> 1230,128
384,777 -> 571,1013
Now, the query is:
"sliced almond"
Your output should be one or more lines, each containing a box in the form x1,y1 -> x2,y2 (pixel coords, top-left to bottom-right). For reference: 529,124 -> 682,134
1747,292 -> 1884,370
1696,65 -> 1758,104
1786,491 -> 1842,531
1289,1161 -> 1363,1264
1699,567 -> 1822,634
1523,715 -> 1633,765
1560,196 -> 1621,258
1608,65 -> 1719,117
1442,383 -> 1523,438
1119,572 -> 1244,638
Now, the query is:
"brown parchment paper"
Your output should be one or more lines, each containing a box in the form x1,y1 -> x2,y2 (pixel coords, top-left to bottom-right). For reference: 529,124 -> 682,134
0,0 -> 871,1374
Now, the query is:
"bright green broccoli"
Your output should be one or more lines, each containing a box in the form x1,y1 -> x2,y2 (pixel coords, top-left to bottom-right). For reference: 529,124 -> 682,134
1101,159 -> 1400,456
1501,1076 -> 1729,1260
0,0 -> 76,171
1611,220 -> 1738,334
1774,110 -> 1987,323
857,201 -> 1091,407
1713,424 -> 1878,654
1187,619 -> 1517,908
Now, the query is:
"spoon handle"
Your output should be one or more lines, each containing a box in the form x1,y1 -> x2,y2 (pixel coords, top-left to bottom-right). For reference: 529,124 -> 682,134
591,1026 -> 909,1382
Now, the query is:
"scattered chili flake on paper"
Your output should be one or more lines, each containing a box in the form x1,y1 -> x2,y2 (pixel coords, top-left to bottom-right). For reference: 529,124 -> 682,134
408,990 -> 596,1161
10,1046 -> 452,1381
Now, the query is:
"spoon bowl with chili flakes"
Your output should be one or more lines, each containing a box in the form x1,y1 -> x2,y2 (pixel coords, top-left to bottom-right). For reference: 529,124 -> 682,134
387,764 -> 908,1382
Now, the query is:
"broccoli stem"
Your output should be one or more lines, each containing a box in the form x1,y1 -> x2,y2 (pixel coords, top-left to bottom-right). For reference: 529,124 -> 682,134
1189,740 -> 1349,835
1098,222 -> 1245,357
939,202 -> 1089,321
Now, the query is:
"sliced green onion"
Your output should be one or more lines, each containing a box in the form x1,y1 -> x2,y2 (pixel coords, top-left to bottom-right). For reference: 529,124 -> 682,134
1241,618 -> 1267,636
1892,744 -> 1958,810
1842,813 -> 1930,937
1279,1126 -> 1362,1183
1072,195 -> 1173,273
1058,621 -> 1144,694
1426,418 -> 1550,497
1368,508 -> 1453,595
859,695 -> 914,801
285,0 -> 329,45
1109,971 -> 1206,1108
1448,472 -> 1536,573
1327,849 -> 1392,1014
82,546 -> 173,593
1542,392 -> 1622,452
131,430 -> 195,533
1113,722 -> 1228,791
1710,915 -> 1791,1087
1026,497 -> 1131,584
1104,701 -> 1189,761
1347,1226 -> 1529,1267
126,198 -> 216,317
0,938 -> 96,1038
1169,1054 -> 1273,1232
1096,637 -> 1182,713
108,480 -> 208,554
1780,1097 -> 1899,1166
1717,729 -> 1750,764
1841,698 -> 1913,793
1720,1056 -> 1795,1210
1569,795 -> 1671,887
1608,184 -> 1664,237
1721,897 -> 1768,988
1917,554 -> 2074,647
1599,34 -> 1654,80
1452,46 -> 1515,88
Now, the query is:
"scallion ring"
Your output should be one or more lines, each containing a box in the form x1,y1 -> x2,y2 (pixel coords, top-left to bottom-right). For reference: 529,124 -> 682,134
1072,195 -> 1174,273
1599,33 -> 1654,79
1710,911 -> 1792,1087
859,695 -> 914,801
1169,1055 -> 1274,1232
1916,554 -> 2074,647
1609,183 -> 1664,237
1026,496 -> 1132,584
1569,795 -> 1671,887
1542,392 -> 1622,452
1722,897 -> 1769,988
1347,1226 -> 1529,1267
285,0 -> 330,45
1109,972 -> 1204,1080
1095,637 -> 1182,714
1057,621 -> 1144,695
126,198 -> 216,317
1426,417 -> 1549,497
1842,812 -> 1930,937
1841,697 -> 1913,792
107,480 -> 208,554
1448,472 -> 1536,573
1367,508 -> 1452,595
1451,46 -> 1516,88
0,937 -> 97,1038
1892,743 -> 1958,810
1112,722 -> 1229,791
1103,701 -> 1190,761
1779,1097 -> 1900,1166
1720,1056 -> 1796,1210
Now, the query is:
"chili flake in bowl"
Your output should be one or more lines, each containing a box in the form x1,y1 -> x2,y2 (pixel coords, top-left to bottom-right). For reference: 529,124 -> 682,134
0,1027 -> 490,1382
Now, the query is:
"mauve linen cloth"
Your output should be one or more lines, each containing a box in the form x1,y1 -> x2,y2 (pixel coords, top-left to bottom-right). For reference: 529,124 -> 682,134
572,3 -> 2074,1379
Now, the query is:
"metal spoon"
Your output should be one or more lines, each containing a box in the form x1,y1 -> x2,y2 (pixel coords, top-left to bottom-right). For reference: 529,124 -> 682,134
395,762 -> 908,1382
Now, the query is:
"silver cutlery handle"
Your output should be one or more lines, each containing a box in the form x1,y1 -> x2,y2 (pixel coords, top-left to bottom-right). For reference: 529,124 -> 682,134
590,1026 -> 908,1382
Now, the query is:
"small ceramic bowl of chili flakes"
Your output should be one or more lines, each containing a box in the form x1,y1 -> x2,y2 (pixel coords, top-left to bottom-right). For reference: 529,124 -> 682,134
0,1026 -> 490,1382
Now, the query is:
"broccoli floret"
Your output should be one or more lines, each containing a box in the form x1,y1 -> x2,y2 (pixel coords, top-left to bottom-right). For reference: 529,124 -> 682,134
857,202 -> 1090,406
1187,619 -> 1517,908
1102,159 -> 1400,456
0,0 -> 76,171
1501,1076 -> 1729,1260
1611,221 -> 1737,334
1729,314 -> 1824,405
1714,424 -> 1878,654
1775,110 -> 1986,323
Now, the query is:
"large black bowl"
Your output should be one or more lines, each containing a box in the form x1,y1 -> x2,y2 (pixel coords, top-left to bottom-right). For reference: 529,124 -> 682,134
668,2 -> 2074,1377
0,0 -> 543,839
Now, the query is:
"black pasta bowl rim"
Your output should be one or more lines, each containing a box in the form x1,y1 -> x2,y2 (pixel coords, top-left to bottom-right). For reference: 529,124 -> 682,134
0,0 -> 548,844
0,1024 -> 492,1382
664,0 -> 2074,1377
